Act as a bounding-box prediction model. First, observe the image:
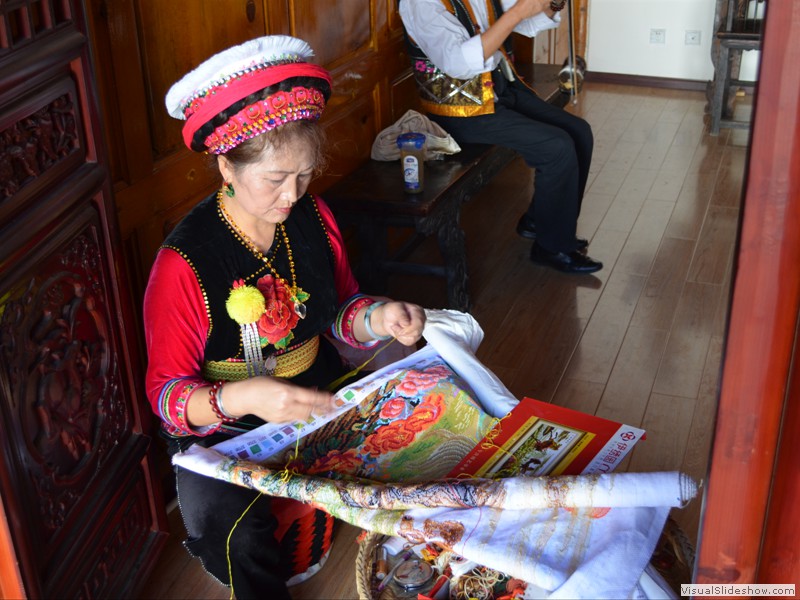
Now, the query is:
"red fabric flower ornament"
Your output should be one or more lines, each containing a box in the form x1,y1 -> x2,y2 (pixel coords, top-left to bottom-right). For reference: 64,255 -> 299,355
256,274 -> 299,349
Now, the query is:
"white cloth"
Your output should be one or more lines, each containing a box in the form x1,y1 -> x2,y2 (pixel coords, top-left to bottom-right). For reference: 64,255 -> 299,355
370,109 -> 461,160
422,308 -> 517,416
399,0 -> 560,80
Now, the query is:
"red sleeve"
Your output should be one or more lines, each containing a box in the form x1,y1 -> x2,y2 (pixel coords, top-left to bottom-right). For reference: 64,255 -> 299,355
315,195 -> 360,302
316,196 -> 386,350
143,248 -> 215,436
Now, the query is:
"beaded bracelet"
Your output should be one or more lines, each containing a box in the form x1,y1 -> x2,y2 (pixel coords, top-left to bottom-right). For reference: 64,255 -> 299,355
333,294 -> 374,347
363,301 -> 393,341
550,0 -> 566,11
209,381 -> 237,423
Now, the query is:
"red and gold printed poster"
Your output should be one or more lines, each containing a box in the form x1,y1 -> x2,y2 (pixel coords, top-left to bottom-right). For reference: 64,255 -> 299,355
448,397 -> 646,477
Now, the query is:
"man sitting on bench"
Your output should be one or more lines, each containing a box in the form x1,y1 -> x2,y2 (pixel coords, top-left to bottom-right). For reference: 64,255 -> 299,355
399,0 -> 602,274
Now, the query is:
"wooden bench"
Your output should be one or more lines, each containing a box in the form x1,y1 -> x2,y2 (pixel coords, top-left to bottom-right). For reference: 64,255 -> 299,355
323,63 -> 566,312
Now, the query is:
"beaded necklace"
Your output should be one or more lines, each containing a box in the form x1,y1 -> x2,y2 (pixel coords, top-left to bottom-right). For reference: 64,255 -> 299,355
217,189 -> 308,319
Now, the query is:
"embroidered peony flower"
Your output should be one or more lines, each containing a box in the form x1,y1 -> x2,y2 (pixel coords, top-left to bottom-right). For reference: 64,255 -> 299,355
396,379 -> 422,396
379,398 -> 407,420
362,421 -> 417,456
256,274 -> 299,348
306,448 -> 362,476
405,392 -> 445,432
363,393 -> 445,457
395,365 -> 452,396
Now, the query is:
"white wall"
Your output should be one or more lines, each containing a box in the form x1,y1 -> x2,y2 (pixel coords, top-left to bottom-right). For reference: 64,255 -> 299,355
587,0 -> 717,81
739,50 -> 759,81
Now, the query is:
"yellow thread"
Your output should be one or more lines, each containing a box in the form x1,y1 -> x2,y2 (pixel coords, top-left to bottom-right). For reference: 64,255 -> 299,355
455,565 -> 504,599
481,415 -> 514,477
325,339 -> 397,391
226,492 -> 263,599
279,434 -> 303,483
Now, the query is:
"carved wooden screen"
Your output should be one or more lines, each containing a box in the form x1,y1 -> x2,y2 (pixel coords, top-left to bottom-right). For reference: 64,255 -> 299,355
0,0 -> 167,597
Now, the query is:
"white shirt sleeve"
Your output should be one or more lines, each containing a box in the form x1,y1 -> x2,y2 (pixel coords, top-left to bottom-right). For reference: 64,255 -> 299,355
509,9 -> 561,38
400,0 -> 491,79
400,0 -> 561,80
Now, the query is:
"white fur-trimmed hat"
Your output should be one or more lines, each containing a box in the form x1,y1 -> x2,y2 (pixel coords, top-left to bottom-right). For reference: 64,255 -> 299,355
165,35 -> 332,154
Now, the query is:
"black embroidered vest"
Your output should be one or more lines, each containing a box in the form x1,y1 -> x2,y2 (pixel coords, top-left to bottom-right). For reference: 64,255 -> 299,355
162,192 -> 339,365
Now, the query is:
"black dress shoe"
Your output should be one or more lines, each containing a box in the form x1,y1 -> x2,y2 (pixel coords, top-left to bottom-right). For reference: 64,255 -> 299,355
516,214 -> 538,240
516,215 -> 589,251
530,242 -> 603,274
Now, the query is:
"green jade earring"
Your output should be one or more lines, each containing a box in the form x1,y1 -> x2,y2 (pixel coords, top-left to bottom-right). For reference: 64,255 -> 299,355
224,181 -> 235,197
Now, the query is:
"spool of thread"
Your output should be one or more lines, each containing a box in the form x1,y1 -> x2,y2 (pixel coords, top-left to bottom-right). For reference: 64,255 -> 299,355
376,546 -> 388,580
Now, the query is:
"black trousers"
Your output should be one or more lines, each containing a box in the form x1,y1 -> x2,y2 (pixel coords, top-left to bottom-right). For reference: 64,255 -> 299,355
175,464 -> 291,600
429,72 -> 594,254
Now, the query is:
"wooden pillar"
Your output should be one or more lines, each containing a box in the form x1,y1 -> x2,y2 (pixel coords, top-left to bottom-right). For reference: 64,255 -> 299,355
696,0 -> 800,586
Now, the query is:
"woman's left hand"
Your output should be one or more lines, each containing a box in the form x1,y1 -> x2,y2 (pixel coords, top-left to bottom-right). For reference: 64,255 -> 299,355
373,301 -> 426,346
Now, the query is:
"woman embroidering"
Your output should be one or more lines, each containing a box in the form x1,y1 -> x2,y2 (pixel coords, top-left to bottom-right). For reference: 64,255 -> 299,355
143,35 -> 426,599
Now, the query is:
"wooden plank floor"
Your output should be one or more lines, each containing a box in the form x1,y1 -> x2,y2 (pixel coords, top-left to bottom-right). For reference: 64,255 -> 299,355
137,82 -> 749,599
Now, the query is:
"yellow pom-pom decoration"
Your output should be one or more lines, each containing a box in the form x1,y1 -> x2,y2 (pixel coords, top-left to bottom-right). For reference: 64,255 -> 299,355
226,284 -> 265,325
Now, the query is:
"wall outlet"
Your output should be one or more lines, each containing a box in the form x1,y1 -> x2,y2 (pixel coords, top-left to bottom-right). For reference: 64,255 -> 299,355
685,30 -> 702,45
649,29 -> 666,44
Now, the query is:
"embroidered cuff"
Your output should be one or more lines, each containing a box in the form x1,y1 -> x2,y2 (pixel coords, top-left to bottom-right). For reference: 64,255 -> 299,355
157,377 -> 222,437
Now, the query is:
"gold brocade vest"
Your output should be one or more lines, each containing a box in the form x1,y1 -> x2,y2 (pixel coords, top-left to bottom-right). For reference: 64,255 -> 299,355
403,0 -> 513,117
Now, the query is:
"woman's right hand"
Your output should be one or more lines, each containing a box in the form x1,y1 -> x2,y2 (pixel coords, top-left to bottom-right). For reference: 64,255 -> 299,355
222,376 -> 336,424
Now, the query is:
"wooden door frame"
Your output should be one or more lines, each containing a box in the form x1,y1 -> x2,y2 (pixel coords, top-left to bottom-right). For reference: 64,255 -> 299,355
696,0 -> 800,585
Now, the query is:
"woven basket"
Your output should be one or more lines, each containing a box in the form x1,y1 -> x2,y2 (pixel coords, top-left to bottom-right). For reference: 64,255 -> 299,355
354,518 -> 694,600
651,517 -> 695,593
355,532 -> 400,600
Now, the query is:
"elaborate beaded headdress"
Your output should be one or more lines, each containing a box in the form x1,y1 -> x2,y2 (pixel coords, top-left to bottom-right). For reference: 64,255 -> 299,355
165,35 -> 332,154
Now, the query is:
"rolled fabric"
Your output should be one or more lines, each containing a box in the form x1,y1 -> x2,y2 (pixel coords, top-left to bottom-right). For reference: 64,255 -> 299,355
174,446 -> 696,511
173,446 -> 694,597
502,471 -> 697,509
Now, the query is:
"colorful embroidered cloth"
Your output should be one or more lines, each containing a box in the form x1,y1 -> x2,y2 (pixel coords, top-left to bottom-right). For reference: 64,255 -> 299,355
267,357 -> 495,483
172,311 -> 698,598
